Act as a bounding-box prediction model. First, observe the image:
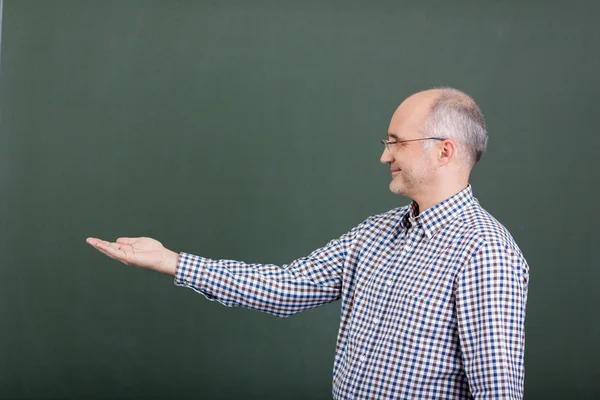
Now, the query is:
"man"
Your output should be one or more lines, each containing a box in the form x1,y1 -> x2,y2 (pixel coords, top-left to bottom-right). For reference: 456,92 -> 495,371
87,87 -> 529,399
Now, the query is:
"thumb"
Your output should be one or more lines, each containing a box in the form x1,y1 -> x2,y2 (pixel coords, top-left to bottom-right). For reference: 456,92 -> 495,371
116,237 -> 136,245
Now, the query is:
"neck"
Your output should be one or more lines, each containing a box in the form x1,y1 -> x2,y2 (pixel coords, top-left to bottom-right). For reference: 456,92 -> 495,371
411,179 -> 469,214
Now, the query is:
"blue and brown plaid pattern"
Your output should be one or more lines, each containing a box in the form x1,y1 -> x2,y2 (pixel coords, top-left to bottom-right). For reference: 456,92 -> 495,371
175,186 -> 529,399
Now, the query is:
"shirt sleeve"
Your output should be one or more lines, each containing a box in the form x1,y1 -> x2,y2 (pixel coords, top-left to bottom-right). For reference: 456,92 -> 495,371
455,240 -> 529,399
173,220 -> 369,318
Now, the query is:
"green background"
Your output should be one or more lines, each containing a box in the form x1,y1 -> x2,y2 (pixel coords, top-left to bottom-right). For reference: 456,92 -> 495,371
1,1 -> 598,398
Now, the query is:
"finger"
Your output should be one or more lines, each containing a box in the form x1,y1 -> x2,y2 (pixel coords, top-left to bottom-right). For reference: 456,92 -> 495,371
116,237 -> 135,245
91,240 -> 124,258
87,237 -> 116,247
86,237 -> 101,245
106,242 -> 122,250
94,240 -> 118,254
95,242 -> 131,265
89,238 -> 114,249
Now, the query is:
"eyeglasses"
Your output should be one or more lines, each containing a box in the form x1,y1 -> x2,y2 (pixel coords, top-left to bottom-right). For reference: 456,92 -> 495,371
380,137 -> 446,152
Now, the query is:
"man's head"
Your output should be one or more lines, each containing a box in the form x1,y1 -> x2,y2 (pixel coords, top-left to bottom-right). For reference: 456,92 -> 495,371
380,87 -> 488,204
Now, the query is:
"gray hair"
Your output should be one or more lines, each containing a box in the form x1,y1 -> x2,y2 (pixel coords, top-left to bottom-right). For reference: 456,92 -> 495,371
421,87 -> 488,167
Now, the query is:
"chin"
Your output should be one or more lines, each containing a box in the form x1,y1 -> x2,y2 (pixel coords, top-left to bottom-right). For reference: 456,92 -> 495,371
389,182 -> 407,197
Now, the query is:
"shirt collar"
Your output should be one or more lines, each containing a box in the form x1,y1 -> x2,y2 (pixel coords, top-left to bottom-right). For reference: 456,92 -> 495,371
401,185 -> 475,239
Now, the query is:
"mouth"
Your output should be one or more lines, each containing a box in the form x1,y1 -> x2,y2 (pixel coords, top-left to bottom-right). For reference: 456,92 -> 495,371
391,169 -> 401,176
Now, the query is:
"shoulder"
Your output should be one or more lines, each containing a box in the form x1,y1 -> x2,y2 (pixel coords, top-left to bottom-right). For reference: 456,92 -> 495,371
460,201 -> 527,263
364,205 -> 409,229
344,205 -> 409,239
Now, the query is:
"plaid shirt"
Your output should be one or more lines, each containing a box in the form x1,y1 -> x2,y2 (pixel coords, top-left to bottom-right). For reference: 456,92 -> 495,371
175,186 -> 529,399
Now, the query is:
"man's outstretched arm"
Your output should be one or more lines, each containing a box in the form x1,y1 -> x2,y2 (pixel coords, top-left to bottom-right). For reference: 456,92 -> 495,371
174,236 -> 349,317
87,219 -> 369,317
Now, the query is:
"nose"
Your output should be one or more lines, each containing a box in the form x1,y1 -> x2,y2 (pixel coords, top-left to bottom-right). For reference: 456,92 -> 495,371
380,148 -> 393,164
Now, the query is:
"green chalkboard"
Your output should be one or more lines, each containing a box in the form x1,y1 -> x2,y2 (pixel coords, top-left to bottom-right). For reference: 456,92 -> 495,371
1,1 -> 598,399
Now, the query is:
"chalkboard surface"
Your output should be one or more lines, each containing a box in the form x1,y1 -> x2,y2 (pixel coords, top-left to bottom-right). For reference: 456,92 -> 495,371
1,1 -> 598,398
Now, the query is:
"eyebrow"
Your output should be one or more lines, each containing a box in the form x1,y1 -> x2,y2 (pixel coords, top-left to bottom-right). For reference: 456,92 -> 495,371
387,133 -> 403,141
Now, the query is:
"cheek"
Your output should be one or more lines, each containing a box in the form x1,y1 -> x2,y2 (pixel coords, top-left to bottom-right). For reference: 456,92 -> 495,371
397,153 -> 419,169
401,157 -> 429,178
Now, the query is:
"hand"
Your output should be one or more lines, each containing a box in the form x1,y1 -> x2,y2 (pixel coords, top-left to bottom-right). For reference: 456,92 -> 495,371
86,236 -> 179,276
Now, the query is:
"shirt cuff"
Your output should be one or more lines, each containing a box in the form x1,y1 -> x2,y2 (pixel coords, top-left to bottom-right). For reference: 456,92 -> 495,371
174,252 -> 206,290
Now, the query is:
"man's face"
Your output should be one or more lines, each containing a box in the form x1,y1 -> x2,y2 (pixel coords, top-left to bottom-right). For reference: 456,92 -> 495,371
382,133 -> 435,197
380,93 -> 438,198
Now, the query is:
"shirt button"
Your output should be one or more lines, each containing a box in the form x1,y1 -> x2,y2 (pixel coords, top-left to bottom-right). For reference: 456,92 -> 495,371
184,276 -> 191,283
373,318 -> 380,324
386,279 -> 393,286
405,245 -> 411,251
359,355 -> 366,363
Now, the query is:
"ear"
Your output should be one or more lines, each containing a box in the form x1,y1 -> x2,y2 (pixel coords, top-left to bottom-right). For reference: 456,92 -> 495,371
438,139 -> 456,166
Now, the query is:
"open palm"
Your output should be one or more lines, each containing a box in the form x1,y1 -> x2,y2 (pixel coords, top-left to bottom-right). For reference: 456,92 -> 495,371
86,236 -> 166,270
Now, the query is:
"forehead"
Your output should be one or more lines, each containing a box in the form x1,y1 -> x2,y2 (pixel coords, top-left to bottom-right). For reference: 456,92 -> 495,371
388,92 -> 438,135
